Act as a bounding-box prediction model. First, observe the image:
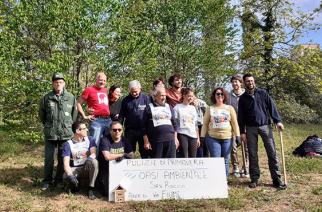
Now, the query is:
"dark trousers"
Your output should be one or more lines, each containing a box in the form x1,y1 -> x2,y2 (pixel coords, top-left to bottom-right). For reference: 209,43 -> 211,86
196,125 -> 209,157
125,129 -> 151,158
177,133 -> 198,158
63,159 -> 99,188
246,125 -> 281,182
44,139 -> 65,183
151,141 -> 176,158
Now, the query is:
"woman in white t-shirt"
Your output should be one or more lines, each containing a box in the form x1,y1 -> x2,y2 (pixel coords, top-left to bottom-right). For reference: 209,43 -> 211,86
174,88 -> 200,157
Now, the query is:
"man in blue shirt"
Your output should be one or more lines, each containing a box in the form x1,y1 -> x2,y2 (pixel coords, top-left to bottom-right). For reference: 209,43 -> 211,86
62,122 -> 98,199
238,73 -> 286,189
119,80 -> 151,158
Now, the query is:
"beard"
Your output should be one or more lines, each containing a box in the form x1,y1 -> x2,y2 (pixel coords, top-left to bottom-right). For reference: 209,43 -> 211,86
246,85 -> 256,95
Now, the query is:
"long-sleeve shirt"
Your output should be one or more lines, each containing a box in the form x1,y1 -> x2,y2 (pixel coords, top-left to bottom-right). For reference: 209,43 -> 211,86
238,88 -> 281,134
119,93 -> 150,131
201,104 -> 240,140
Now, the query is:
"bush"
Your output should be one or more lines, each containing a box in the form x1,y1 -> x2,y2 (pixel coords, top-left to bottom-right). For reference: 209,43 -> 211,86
276,96 -> 319,123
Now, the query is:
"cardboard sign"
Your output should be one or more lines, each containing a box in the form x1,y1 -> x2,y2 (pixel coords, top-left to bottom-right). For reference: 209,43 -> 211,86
109,158 -> 228,201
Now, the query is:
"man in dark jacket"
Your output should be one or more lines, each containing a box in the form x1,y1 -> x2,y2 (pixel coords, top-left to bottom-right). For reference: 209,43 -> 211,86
39,73 -> 78,190
142,87 -> 179,158
119,80 -> 151,158
238,73 -> 286,189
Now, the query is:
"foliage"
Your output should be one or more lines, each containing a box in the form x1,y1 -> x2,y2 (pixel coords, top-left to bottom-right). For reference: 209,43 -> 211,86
273,47 -> 322,122
0,0 -> 236,131
239,0 -> 322,91
276,94 -> 319,123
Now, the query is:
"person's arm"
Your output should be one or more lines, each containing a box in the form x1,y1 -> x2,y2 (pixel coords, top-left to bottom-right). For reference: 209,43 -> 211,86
118,98 -> 127,125
265,92 -> 283,128
101,150 -> 124,161
143,134 -> 152,150
71,96 -> 78,122
237,98 -> 246,134
39,97 -> 46,124
230,106 -> 240,137
63,156 -> 73,176
200,107 -> 210,138
89,146 -> 96,159
76,96 -> 95,121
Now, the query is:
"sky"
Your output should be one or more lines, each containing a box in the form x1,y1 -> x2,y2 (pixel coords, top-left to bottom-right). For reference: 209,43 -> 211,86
292,0 -> 322,46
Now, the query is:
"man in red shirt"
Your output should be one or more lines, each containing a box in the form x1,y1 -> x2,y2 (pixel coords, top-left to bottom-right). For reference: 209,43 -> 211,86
77,72 -> 111,148
166,74 -> 183,108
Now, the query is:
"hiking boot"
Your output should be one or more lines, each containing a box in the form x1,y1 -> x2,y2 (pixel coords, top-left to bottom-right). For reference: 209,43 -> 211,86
273,178 -> 287,190
88,189 -> 96,200
249,180 -> 258,188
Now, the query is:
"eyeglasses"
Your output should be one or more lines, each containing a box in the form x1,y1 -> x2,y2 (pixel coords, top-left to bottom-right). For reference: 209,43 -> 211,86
216,93 -> 224,96
78,127 -> 88,131
112,128 -> 122,132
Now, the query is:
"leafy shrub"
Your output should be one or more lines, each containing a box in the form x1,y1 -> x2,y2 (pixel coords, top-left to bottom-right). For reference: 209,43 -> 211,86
9,130 -> 43,144
276,95 -> 319,123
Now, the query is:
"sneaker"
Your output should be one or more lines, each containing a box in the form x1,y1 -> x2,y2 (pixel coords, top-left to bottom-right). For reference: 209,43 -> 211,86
273,178 -> 287,190
88,189 -> 96,200
232,167 -> 240,178
240,173 -> 250,178
41,183 -> 50,191
249,180 -> 258,188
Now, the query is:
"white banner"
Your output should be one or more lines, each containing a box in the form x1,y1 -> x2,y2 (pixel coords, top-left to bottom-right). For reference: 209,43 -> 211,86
109,158 -> 228,201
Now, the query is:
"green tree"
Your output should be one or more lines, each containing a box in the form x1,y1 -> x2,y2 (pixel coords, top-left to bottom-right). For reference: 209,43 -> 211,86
239,0 -> 322,91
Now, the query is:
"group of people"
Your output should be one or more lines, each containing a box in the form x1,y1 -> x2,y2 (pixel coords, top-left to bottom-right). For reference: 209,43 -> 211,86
39,72 -> 286,200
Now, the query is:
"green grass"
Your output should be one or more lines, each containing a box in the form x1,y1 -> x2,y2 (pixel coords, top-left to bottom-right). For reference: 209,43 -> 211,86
0,123 -> 321,211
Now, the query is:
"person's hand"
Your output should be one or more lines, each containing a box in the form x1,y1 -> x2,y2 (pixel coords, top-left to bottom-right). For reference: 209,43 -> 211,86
115,156 -> 124,162
236,136 -> 241,147
196,138 -> 201,148
84,115 -> 95,121
175,138 -> 180,150
67,175 -> 78,187
241,134 -> 247,143
144,141 -> 152,150
276,122 -> 284,132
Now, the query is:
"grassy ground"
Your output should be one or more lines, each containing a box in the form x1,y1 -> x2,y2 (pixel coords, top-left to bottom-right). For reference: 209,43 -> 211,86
0,124 -> 321,211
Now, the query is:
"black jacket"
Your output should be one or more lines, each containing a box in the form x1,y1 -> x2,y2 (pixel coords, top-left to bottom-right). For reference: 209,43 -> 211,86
238,88 -> 281,133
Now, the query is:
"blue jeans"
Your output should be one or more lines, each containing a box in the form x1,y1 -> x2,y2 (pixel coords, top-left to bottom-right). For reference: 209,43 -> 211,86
206,136 -> 232,177
89,118 -> 112,150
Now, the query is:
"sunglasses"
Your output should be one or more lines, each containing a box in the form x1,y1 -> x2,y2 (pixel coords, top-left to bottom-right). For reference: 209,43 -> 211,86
216,93 -> 224,96
112,128 -> 122,132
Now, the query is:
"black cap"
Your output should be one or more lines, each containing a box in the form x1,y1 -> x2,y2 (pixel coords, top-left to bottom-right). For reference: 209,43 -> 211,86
52,73 -> 65,81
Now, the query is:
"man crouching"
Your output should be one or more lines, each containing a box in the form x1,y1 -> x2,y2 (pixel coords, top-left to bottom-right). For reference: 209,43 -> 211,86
62,122 -> 98,200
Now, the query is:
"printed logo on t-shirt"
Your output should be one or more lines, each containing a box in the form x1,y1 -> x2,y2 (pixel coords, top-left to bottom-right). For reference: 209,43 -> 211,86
150,103 -> 172,127
97,92 -> 108,105
110,147 -> 124,154
180,114 -> 195,129
210,107 -> 231,129
138,104 -> 146,110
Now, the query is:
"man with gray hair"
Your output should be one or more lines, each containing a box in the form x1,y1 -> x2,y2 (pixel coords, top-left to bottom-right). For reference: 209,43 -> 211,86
119,80 -> 151,158
142,87 -> 178,158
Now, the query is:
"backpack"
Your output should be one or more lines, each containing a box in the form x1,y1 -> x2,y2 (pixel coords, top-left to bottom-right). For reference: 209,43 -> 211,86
293,135 -> 322,157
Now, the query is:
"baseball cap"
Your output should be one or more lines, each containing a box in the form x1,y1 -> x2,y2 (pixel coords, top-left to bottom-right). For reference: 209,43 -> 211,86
52,73 -> 65,81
